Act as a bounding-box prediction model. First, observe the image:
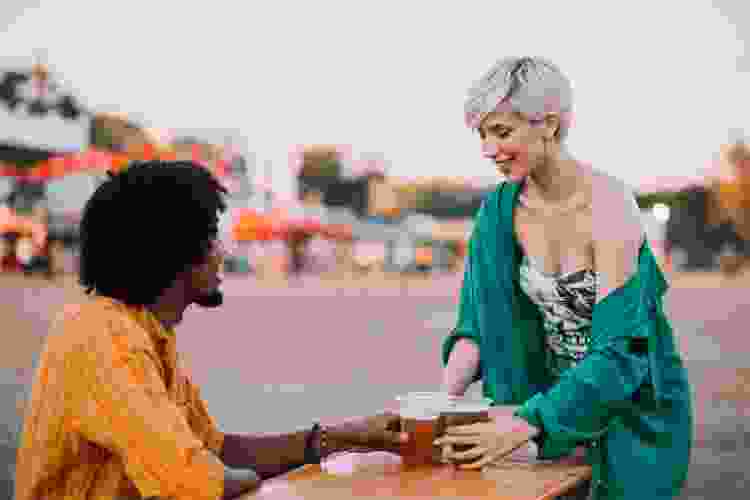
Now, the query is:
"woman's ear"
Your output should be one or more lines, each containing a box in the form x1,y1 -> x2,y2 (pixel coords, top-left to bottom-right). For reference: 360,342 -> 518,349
543,113 -> 561,140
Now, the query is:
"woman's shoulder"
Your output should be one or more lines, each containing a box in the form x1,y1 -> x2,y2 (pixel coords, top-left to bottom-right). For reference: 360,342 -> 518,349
585,167 -> 645,240
585,167 -> 639,210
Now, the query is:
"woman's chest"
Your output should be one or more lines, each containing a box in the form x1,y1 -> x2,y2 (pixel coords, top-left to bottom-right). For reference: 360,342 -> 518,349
513,207 -> 595,276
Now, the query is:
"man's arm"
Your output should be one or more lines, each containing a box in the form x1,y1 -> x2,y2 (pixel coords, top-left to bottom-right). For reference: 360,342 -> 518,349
219,424 -> 358,480
221,466 -> 261,499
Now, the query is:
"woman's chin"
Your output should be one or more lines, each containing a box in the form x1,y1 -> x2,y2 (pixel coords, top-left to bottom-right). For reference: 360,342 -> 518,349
502,171 -> 528,183
497,164 -> 529,184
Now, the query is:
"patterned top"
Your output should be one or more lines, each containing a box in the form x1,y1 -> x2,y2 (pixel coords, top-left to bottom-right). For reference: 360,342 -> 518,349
15,295 -> 225,500
519,255 -> 600,378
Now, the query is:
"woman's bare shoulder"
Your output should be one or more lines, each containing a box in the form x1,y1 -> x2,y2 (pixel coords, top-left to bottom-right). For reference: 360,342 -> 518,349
585,168 -> 644,238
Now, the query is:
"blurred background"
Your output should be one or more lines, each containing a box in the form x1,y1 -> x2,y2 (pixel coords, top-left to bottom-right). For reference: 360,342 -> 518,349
2,1 -> 750,498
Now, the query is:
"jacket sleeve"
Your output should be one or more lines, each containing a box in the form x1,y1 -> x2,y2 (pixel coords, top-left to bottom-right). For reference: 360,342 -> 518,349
514,333 -> 650,457
69,315 -> 224,500
441,231 -> 482,383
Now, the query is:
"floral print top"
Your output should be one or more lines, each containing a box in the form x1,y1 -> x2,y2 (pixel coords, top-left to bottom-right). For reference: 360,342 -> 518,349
519,254 -> 600,378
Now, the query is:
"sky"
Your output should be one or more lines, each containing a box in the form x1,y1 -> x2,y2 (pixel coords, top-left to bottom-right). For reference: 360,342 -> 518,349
1,1 -> 749,196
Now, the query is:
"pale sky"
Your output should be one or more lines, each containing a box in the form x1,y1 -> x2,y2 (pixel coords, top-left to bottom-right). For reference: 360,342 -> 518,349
1,1 -> 749,196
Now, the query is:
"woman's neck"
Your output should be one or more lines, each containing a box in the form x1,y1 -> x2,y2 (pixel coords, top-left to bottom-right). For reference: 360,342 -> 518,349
525,148 -> 583,205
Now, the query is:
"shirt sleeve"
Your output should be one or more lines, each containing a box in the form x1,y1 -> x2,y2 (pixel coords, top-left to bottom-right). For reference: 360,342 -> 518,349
185,375 -> 225,456
441,231 -> 482,383
67,314 -> 224,500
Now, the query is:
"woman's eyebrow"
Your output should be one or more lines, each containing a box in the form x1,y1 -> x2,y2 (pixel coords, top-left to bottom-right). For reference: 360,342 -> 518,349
482,122 -> 511,132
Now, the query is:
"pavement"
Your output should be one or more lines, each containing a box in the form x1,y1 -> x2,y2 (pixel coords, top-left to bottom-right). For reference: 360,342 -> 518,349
1,268 -> 749,499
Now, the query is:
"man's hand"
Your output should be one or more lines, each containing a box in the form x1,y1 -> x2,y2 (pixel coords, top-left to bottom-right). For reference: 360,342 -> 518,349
328,412 -> 408,455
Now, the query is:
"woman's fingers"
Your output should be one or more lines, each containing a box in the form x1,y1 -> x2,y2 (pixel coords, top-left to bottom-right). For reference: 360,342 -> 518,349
434,435 -> 479,446
442,423 -> 487,435
458,455 -> 492,470
450,445 -> 487,461
441,444 -> 454,463
456,445 -> 517,470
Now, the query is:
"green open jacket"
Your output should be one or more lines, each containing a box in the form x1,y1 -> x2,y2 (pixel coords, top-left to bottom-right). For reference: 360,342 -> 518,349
442,182 -> 693,500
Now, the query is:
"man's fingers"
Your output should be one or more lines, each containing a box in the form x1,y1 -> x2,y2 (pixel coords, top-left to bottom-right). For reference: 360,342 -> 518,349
391,431 -> 409,443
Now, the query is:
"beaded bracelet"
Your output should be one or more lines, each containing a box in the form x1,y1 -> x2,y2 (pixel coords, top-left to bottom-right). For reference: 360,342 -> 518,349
304,422 -> 328,464
319,424 -> 328,458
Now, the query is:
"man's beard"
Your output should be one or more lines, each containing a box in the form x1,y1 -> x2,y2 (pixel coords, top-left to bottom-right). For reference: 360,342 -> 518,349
194,289 -> 224,308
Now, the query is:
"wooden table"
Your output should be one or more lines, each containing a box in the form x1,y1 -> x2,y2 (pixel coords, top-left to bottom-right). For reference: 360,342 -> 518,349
241,407 -> 592,500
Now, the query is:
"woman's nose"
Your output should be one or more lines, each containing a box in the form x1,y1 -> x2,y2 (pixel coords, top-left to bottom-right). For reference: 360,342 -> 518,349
482,142 -> 500,159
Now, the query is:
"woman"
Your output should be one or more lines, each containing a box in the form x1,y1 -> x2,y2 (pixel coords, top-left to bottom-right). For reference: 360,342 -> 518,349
436,57 -> 692,500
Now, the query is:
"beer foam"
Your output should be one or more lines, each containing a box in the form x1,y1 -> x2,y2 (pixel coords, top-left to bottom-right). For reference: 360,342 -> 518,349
398,407 -> 440,420
445,403 -> 490,413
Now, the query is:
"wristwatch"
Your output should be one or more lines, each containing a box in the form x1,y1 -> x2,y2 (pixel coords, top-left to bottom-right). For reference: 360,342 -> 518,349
304,422 -> 325,464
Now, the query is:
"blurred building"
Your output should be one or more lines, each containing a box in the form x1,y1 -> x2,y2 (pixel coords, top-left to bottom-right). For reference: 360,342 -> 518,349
89,113 -> 152,154
1,62 -> 91,211
662,140 -> 750,272
0,63 -> 90,154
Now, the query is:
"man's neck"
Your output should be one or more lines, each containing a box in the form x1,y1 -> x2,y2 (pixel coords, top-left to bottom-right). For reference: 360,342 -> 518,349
146,299 -> 186,330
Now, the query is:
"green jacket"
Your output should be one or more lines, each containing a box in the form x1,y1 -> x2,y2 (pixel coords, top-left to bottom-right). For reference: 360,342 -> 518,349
442,182 -> 693,500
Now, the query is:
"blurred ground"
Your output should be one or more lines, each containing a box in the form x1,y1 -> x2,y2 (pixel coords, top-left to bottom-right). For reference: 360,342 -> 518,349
1,268 -> 749,499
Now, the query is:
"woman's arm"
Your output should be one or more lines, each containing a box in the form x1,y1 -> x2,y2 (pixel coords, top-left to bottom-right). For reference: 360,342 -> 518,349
442,338 -> 481,396
441,230 -> 483,395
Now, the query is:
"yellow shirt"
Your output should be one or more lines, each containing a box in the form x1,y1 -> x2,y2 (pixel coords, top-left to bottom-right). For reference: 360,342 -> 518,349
15,295 -> 225,500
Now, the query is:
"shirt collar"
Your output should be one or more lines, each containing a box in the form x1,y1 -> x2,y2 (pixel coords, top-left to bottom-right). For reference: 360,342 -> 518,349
93,294 -> 176,341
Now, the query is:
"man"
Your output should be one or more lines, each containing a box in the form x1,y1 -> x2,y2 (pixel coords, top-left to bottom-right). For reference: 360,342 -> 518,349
15,161 -> 408,500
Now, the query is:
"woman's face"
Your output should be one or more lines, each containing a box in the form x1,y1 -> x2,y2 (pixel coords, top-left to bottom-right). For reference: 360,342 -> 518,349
477,111 -> 551,183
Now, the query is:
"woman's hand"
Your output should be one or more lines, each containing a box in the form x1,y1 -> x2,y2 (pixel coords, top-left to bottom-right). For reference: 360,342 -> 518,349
433,417 -> 540,469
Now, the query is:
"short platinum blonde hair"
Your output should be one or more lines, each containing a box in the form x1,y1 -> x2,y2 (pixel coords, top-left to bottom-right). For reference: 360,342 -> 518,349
464,56 -> 573,141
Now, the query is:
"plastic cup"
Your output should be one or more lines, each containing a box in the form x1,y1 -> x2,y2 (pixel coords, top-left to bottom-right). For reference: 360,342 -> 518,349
438,396 -> 493,464
395,393 -> 452,467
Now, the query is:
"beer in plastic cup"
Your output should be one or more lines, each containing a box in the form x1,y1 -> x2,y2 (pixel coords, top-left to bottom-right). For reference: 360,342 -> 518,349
395,393 -> 450,467
438,396 -> 493,464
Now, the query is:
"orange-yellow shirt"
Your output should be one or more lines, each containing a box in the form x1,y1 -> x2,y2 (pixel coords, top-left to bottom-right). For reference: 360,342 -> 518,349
15,295 -> 225,500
